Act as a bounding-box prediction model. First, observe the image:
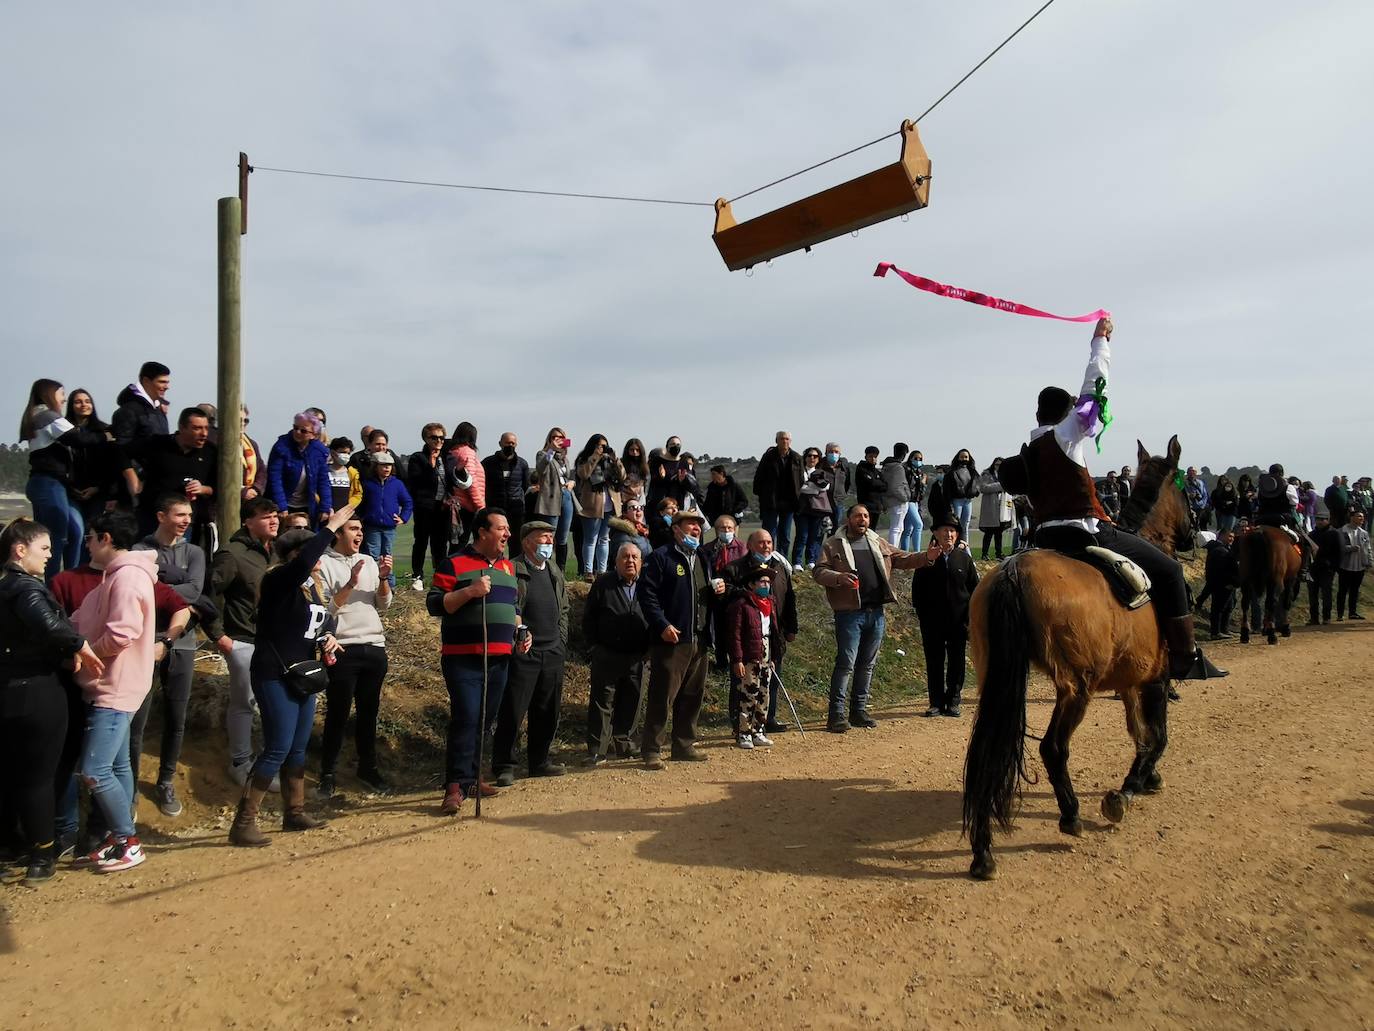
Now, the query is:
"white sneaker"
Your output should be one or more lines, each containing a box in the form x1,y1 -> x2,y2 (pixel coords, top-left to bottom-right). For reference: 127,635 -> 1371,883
735,734 -> 754,750
95,837 -> 146,873
792,563 -> 804,573
752,732 -> 774,747
411,575 -> 425,592
805,563 -> 816,571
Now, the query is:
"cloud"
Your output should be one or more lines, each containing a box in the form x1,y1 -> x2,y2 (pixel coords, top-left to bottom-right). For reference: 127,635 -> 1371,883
2,0 -> 1371,478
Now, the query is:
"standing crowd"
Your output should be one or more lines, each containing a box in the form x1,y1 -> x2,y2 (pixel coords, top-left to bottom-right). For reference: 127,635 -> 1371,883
3,358 -> 1371,884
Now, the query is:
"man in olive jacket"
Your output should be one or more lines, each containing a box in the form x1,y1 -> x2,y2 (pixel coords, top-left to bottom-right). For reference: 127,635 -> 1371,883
492,520 -> 569,784
812,504 -> 927,732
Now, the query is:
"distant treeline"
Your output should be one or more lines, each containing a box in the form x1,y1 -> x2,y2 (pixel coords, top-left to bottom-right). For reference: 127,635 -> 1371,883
0,444 -> 26,492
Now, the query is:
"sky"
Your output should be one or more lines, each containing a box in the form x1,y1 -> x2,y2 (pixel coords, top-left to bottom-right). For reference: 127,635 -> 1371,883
3,1 -> 1372,479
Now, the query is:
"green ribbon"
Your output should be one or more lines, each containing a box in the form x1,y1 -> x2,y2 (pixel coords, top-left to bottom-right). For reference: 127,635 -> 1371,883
1172,470 -> 1186,492
1091,376 -> 1113,454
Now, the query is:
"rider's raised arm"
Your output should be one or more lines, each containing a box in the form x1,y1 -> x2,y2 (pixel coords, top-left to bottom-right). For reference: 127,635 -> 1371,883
1054,317 -> 1113,454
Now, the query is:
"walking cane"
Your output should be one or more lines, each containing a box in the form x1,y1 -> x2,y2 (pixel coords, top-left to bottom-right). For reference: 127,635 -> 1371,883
770,668 -> 806,737
476,591 -> 489,818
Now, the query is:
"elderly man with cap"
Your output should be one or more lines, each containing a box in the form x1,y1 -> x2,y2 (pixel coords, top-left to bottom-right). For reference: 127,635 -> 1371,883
637,509 -> 726,768
491,519 -> 569,785
910,510 -> 980,717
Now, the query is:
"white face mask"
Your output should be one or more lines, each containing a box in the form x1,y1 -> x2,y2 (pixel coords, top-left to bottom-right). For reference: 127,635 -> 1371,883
333,452 -> 351,465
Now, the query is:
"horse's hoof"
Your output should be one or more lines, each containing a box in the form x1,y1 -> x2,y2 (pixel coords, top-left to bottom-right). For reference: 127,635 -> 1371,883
1101,790 -> 1129,824
1142,771 -> 1164,794
969,853 -> 998,881
1280,625 -> 1292,638
1059,817 -> 1084,837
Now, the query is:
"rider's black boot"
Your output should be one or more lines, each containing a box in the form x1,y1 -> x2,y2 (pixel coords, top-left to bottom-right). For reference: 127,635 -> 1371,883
1164,616 -> 1228,681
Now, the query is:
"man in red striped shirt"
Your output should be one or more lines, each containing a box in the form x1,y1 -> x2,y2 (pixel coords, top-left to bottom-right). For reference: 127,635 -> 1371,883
426,507 -> 531,815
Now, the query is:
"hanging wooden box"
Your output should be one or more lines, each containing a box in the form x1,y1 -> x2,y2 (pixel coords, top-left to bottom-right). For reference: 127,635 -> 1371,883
712,120 -> 931,271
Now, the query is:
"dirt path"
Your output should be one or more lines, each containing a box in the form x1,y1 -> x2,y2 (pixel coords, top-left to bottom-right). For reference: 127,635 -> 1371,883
4,626 -> 1373,1030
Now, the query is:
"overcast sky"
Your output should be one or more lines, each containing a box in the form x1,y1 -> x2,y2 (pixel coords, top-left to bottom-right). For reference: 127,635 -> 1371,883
3,1 -> 1371,479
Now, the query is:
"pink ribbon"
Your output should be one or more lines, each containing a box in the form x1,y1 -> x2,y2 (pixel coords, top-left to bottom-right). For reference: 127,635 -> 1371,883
874,262 -> 1109,323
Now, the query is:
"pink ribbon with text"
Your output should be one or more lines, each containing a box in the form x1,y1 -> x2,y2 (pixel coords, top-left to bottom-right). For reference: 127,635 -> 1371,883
874,262 -> 1108,323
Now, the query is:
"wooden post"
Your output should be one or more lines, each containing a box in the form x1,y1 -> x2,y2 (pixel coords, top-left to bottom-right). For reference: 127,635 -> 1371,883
216,197 -> 244,545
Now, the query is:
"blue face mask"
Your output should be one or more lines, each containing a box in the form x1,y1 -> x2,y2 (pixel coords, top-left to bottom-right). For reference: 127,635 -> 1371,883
826,452 -> 839,464
662,514 -> 673,526
681,534 -> 700,551
720,531 -> 735,545
752,550 -> 771,564
911,458 -> 922,469
753,582 -> 772,598
535,543 -> 554,561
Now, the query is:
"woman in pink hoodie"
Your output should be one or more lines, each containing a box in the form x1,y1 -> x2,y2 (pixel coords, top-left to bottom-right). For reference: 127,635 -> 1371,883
72,511 -> 158,873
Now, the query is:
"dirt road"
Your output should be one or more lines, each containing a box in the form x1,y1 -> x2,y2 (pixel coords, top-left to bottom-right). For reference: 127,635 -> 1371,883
4,625 -> 1372,1030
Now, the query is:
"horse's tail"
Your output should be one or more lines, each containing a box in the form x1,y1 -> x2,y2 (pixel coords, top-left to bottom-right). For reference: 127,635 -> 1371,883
963,557 -> 1032,838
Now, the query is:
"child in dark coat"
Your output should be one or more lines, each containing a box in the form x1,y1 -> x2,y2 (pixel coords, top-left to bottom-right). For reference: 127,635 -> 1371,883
724,563 -> 780,749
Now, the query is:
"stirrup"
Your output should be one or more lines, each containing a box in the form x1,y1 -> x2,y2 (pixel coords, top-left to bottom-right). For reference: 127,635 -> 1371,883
1176,647 -> 1228,681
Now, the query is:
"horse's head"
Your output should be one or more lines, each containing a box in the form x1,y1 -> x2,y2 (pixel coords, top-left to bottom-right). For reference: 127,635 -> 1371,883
1122,434 -> 1193,555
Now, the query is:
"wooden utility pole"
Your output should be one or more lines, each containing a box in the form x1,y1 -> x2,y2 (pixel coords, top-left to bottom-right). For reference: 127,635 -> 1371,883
216,196 -> 244,544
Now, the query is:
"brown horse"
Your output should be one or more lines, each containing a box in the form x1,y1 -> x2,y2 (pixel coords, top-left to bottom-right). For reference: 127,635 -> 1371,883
1235,526 -> 1301,645
962,436 -> 1195,880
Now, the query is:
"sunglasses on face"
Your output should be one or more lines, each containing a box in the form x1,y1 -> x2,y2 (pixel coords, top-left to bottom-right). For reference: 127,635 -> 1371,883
426,435 -> 444,441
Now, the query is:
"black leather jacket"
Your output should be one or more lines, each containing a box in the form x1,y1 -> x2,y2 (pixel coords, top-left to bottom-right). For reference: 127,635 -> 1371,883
0,564 -> 84,678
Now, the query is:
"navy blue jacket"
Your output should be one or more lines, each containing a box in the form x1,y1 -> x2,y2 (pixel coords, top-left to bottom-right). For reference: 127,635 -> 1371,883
358,475 -> 414,529
638,543 -> 715,646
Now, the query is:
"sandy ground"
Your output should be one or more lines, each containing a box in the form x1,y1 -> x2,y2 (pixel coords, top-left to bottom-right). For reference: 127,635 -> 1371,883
3,624 -> 1373,1030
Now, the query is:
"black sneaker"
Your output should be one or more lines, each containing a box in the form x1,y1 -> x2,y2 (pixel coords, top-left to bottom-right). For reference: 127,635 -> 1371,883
826,719 -> 849,734
23,855 -> 57,885
54,833 -> 77,863
356,767 -> 389,792
155,782 -> 183,818
942,704 -> 963,718
921,706 -> 943,718
495,768 -> 517,788
849,712 -> 878,729
763,722 -> 790,734
532,763 -> 567,777
317,773 -> 336,799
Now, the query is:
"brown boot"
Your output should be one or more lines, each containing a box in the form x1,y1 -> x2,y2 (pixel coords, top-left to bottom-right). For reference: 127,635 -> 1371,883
281,766 -> 327,832
229,776 -> 273,847
1164,616 -> 1228,681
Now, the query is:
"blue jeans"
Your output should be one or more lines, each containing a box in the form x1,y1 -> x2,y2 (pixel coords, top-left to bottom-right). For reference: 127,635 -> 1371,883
829,607 -> 886,718
250,676 -> 316,781
580,515 -> 611,574
901,502 -> 924,553
79,706 -> 135,839
442,654 -> 509,789
793,513 -> 826,567
761,509 -> 795,563
363,525 -> 397,587
26,474 -> 83,581
1216,513 -> 1238,532
556,489 -> 575,546
950,497 -> 973,540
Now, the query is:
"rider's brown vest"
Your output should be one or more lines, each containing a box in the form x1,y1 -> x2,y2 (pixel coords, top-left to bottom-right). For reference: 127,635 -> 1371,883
1025,432 -> 1110,524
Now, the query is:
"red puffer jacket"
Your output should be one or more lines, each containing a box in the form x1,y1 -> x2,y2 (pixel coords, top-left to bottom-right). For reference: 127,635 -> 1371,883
725,594 -> 775,665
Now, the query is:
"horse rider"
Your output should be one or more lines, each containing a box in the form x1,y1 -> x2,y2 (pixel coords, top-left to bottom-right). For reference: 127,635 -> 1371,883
1005,317 -> 1226,682
1252,463 -> 1316,581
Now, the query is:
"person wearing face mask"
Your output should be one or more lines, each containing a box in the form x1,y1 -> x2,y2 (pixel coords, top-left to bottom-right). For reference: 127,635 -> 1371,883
647,435 -> 694,512
326,437 -> 364,514
482,432 -> 530,544
824,443 -> 851,528
901,450 -> 927,553
531,427 -> 575,570
649,497 -> 678,551
637,510 -> 725,768
583,543 -> 652,764
491,522 -> 569,785
618,438 -> 651,510
854,446 -> 884,516
723,529 -> 798,734
725,563 -> 782,750
910,512 -> 980,717
702,465 -> 747,526
700,515 -> 747,670
942,450 -> 981,542
607,500 -> 652,562
880,443 -> 913,549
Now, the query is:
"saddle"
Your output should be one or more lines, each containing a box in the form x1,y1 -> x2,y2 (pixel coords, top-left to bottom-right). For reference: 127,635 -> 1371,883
1032,525 -> 1152,609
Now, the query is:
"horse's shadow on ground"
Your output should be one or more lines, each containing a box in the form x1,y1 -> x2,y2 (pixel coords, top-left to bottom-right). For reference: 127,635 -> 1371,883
501,778 -> 1077,882
1311,797 -> 1374,839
